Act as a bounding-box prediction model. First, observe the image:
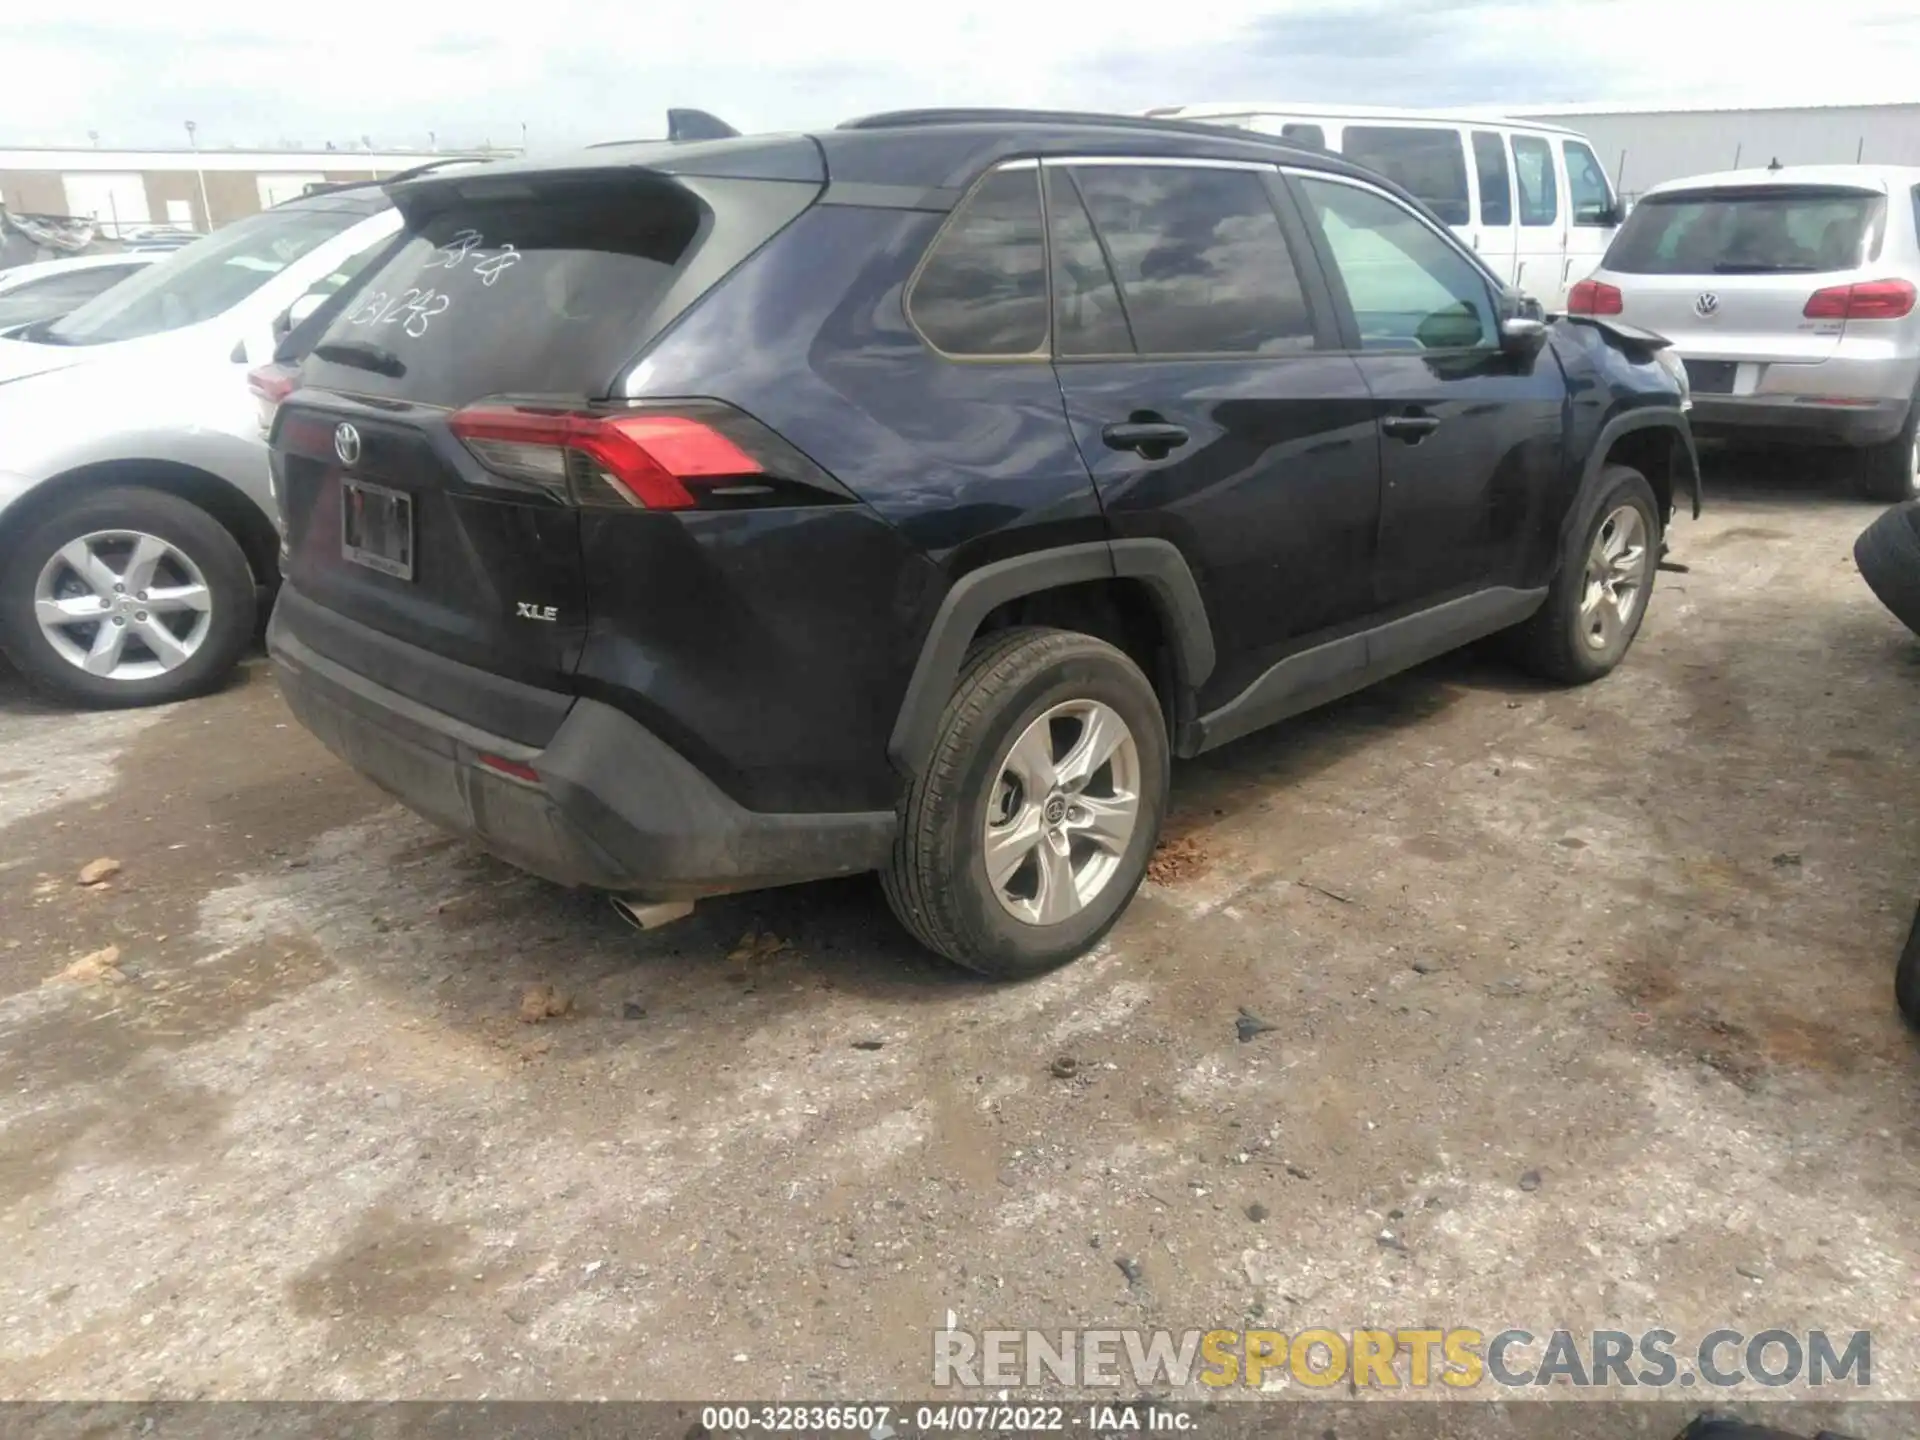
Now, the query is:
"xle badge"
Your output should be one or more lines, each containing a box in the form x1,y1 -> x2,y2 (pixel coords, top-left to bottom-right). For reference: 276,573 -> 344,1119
516,603 -> 558,622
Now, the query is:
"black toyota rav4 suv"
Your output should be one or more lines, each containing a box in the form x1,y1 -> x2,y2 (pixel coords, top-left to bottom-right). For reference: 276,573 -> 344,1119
266,108 -> 1699,978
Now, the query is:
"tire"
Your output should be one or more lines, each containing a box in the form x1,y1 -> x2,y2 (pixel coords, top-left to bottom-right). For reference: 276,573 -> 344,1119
1505,464 -> 1661,684
1897,900 -> 1920,1030
0,485 -> 257,709
1853,500 -> 1920,638
882,626 -> 1169,979
1848,388 -> 1920,504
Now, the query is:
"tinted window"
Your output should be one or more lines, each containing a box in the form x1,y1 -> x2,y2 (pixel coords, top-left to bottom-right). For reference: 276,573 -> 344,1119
1299,177 -> 1494,351
909,167 -> 1048,357
1604,187 -> 1886,275
1341,127 -> 1470,226
1472,131 -> 1512,226
1282,123 -> 1326,149
0,265 -> 143,328
44,205 -> 366,344
1046,172 -> 1133,357
1069,165 -> 1314,356
302,181 -> 700,408
1512,136 -> 1558,227
1564,141 -> 1615,226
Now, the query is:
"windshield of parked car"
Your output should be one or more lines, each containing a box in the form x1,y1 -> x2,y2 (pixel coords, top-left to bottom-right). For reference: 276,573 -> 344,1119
38,204 -> 371,345
1604,186 -> 1887,275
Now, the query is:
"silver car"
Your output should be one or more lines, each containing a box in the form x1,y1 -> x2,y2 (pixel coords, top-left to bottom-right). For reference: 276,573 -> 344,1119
0,187 -> 401,708
1573,164 -> 1920,501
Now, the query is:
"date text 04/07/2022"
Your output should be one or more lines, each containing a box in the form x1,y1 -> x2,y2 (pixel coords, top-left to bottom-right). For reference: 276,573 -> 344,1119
697,1403 -> 1193,1434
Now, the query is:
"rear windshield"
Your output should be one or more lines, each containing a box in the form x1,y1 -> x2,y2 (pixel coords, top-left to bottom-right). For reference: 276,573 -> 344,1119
40,204 -> 366,345
1604,186 -> 1887,275
1341,127 -> 1470,226
300,179 -> 700,408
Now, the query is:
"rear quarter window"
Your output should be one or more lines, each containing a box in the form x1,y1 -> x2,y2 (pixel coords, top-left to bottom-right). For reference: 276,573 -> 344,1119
301,180 -> 700,407
1340,127 -> 1470,226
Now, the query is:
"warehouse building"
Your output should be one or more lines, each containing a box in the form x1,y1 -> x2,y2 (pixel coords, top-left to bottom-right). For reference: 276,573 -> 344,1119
0,146 -> 499,238
1507,101 -> 1920,204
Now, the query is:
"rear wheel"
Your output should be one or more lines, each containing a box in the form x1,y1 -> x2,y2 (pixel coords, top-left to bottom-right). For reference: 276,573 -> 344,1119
1506,464 -> 1660,684
882,627 -> 1169,978
1849,392 -> 1920,503
0,486 -> 257,709
1897,901 -> 1920,1029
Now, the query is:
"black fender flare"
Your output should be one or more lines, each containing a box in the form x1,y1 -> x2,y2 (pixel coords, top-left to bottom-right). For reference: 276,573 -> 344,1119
1579,407 -> 1703,532
886,537 -> 1215,775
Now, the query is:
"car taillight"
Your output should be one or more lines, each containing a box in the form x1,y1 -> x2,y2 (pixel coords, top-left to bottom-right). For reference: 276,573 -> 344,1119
247,363 -> 298,435
447,400 -> 836,510
1803,278 -> 1917,321
1566,279 -> 1624,316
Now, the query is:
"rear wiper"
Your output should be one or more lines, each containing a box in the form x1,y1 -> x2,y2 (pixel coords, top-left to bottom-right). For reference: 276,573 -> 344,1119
313,340 -> 406,377
1711,262 -> 1817,274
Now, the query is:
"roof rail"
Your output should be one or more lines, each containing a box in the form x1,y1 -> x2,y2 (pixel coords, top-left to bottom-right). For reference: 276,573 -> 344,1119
836,106 -> 1298,147
293,155 -> 490,201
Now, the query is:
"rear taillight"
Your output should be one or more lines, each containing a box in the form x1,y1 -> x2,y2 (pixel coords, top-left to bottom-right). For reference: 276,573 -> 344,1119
1803,278 -> 1917,321
1566,279 -> 1624,316
447,400 -> 837,510
247,362 -> 298,435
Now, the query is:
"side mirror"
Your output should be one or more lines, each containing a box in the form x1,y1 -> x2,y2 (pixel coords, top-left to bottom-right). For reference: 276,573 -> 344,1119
1500,316 -> 1551,358
277,291 -> 326,338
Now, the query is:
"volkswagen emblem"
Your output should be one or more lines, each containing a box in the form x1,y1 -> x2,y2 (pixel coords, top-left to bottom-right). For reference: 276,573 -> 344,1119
1694,292 -> 1720,318
333,422 -> 362,467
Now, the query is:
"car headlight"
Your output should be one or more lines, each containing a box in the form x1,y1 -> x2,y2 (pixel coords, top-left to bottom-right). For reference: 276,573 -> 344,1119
1653,346 -> 1691,411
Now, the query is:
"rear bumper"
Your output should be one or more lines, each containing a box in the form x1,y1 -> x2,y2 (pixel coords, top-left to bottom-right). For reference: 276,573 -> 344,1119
1687,394 -> 1911,447
268,589 -> 896,901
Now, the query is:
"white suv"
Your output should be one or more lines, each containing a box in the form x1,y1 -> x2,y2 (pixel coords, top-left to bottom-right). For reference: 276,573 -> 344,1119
1571,164 -> 1920,501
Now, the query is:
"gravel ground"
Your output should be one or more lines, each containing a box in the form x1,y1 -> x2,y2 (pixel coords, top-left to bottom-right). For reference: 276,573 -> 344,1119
2,460 -> 1918,1428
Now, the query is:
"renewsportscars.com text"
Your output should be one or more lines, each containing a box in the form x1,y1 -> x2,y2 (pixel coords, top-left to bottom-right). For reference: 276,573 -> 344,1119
932,1327 -> 1872,1390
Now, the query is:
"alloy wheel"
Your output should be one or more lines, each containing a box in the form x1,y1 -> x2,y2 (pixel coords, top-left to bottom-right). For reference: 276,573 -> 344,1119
33,530 -> 214,682
982,699 -> 1142,926
1580,505 -> 1650,654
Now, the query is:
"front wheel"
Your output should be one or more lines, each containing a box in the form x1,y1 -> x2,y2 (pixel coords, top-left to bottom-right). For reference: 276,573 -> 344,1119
1505,464 -> 1661,684
882,627 -> 1169,978
0,486 -> 257,709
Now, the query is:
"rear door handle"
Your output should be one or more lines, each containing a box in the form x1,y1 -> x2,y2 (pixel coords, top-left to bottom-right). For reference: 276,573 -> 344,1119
1102,420 -> 1190,458
1381,410 -> 1442,443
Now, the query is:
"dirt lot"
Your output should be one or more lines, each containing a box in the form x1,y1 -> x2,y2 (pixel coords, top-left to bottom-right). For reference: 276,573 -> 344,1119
3,461 -> 1919,1416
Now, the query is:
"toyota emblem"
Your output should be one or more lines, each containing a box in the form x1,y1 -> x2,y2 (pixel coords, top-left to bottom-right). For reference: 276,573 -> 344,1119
1694,292 -> 1720,318
334,422 -> 362,467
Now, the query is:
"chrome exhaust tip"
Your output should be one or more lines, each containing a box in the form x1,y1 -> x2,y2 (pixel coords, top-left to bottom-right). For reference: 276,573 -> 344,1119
609,896 -> 695,932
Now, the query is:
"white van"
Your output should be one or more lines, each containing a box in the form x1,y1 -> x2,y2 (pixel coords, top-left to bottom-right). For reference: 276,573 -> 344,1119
1145,103 -> 1623,312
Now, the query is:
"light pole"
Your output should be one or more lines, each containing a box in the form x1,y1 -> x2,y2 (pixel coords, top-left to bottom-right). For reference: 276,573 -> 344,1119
185,120 -> 211,232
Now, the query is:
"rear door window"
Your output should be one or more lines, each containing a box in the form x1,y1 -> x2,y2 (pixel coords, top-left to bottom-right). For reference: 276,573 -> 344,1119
1564,140 -> 1615,226
301,179 -> 701,407
1472,132 -> 1512,226
1340,127 -> 1470,226
1281,123 -> 1326,149
1064,164 -> 1316,356
1512,136 -> 1559,227
1604,187 -> 1888,274
908,167 -> 1049,357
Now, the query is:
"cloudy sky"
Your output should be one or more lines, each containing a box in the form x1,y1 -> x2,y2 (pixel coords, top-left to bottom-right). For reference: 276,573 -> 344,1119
3,0 -> 1916,153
